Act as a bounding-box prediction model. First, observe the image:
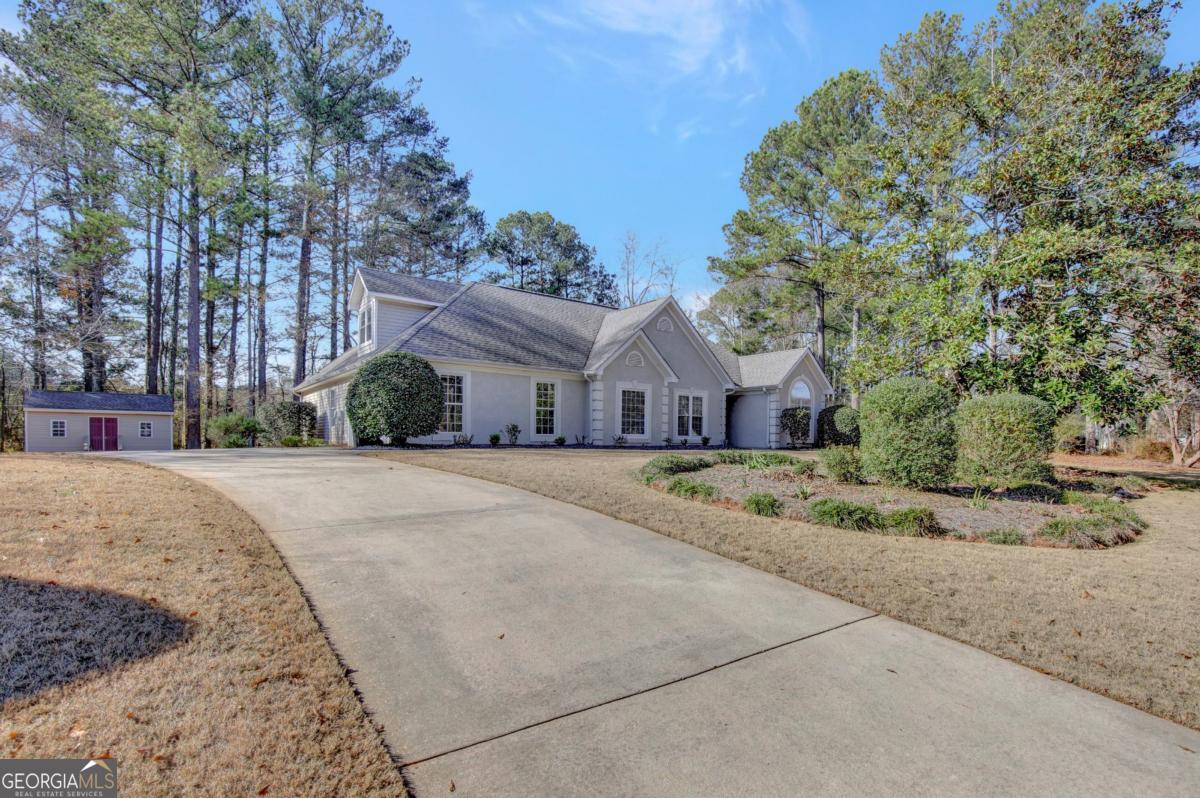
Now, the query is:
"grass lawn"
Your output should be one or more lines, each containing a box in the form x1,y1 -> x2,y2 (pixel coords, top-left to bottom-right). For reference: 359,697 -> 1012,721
1,455 -> 405,798
370,448 -> 1200,731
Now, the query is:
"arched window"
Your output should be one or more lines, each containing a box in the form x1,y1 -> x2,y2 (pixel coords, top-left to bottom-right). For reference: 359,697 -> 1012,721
656,317 -> 674,333
789,379 -> 812,408
625,351 -> 644,368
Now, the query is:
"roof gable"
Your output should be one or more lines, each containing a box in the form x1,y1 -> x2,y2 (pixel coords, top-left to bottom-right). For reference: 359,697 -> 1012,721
350,268 -> 461,307
736,348 -> 833,392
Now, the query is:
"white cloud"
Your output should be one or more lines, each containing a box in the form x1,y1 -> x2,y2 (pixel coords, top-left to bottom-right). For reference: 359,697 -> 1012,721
780,0 -> 814,57
576,0 -> 726,76
680,289 -> 714,316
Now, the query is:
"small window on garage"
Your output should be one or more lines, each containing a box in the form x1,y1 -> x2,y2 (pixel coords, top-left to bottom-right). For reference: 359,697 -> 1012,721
140,421 -> 153,438
51,419 -> 66,437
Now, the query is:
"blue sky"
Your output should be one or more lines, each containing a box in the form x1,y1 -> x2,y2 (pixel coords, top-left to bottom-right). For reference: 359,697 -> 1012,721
1,0 -> 1196,311
392,0 -> 1200,309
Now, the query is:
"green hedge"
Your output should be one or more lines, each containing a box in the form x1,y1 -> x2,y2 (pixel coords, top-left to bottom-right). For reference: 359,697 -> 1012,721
258,401 -> 317,445
206,413 -> 264,448
954,393 -> 1056,489
779,406 -> 811,446
816,404 -> 860,447
860,377 -> 957,489
346,352 -> 443,445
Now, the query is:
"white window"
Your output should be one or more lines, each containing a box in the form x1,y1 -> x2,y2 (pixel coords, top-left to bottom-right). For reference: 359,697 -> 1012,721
533,381 -> 557,437
51,419 -> 66,437
625,351 -> 644,368
656,316 -> 674,333
790,379 -> 812,408
617,383 -> 650,439
676,391 -> 706,438
358,303 -> 373,347
440,375 -> 463,433
139,421 -> 153,438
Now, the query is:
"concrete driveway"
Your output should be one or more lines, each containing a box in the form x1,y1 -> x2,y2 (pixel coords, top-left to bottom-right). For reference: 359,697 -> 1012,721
121,448 -> 1200,796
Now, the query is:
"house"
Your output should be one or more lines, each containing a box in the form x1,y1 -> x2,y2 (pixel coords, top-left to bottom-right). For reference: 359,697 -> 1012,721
23,390 -> 174,452
295,268 -> 833,448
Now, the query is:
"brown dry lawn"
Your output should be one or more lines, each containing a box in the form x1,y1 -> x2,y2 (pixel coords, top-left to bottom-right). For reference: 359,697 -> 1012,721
1,455 -> 406,798
371,448 -> 1200,730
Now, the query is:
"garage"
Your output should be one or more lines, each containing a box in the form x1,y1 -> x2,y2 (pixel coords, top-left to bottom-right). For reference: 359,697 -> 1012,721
22,390 -> 174,452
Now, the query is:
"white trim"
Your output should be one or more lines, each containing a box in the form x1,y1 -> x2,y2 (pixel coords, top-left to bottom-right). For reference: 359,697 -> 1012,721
51,418 -> 66,437
591,331 -> 679,383
139,421 -> 153,438
529,377 -> 561,441
358,297 -> 377,354
615,380 -> 652,441
295,354 -> 587,396
589,379 -> 605,445
432,369 -> 471,441
370,292 -> 442,308
673,388 -> 709,442
22,408 -> 175,416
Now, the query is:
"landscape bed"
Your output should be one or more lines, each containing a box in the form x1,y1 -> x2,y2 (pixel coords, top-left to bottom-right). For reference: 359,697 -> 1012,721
0,456 -> 405,798
370,448 -> 1200,731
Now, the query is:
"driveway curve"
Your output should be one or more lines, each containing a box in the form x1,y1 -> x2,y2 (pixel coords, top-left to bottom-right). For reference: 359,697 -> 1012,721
121,448 -> 1200,797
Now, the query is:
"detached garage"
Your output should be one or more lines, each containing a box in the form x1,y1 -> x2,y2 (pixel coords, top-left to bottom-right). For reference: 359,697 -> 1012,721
23,390 -> 174,452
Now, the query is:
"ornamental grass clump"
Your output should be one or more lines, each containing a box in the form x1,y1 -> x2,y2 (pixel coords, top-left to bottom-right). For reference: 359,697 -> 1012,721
883,507 -> 945,537
639,454 -> 714,484
954,393 -> 1056,489
806,498 -> 884,531
743,492 -> 782,517
665,476 -> 717,502
859,377 -> 957,489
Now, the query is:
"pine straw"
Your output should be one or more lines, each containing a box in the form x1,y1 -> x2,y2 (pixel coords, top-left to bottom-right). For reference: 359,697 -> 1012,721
0,455 -> 405,798
370,448 -> 1200,731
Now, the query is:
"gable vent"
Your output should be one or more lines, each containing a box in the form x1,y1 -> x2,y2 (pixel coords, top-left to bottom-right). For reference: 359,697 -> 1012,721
656,317 -> 674,333
625,351 -> 645,368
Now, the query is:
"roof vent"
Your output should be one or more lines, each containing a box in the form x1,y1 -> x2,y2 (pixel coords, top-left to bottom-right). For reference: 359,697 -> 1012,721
625,351 -> 645,368
656,317 -> 674,333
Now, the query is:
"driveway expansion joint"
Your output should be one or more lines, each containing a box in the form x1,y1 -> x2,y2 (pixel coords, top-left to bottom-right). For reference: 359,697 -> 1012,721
400,612 -> 880,768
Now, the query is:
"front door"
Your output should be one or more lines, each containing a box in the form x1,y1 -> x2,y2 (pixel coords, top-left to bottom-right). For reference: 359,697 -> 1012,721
89,417 -> 119,451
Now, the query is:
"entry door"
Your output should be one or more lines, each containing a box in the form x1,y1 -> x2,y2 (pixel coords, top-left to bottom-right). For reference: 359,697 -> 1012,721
89,417 -> 119,451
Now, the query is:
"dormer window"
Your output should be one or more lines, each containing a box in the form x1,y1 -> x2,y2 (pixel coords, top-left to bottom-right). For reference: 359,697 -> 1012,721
358,303 -> 373,347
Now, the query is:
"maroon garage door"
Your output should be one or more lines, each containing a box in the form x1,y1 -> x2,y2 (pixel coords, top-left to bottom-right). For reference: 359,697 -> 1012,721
89,416 -> 119,451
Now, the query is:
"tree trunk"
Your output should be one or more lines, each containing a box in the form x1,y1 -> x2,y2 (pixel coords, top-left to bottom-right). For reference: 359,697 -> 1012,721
329,156 -> 340,362
341,141 -> 353,351
168,185 -> 183,401
257,127 -> 270,407
149,169 -> 165,393
30,178 -> 46,390
185,167 -> 202,449
849,304 -> 861,409
225,215 -> 243,413
293,158 -> 313,392
813,282 -> 827,371
204,211 -> 217,428
144,209 -> 154,392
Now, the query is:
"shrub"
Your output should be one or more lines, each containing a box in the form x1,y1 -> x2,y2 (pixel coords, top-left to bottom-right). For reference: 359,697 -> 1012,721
743,492 -> 781,517
665,476 -> 717,501
779,406 -> 811,446
554,435 -> 566,446
504,423 -> 521,445
1063,491 -> 1146,530
452,434 -> 474,446
640,454 -> 714,483
985,528 -> 1024,545
883,507 -> 945,537
206,413 -> 264,448
717,450 -> 797,468
346,352 -> 442,445
1054,412 -> 1086,453
489,433 -> 501,446
794,485 -> 812,500
819,446 -> 864,484
280,435 -> 319,447
1037,516 -> 1136,548
807,498 -> 883,531
954,393 -> 1055,489
860,377 -> 957,489
1130,437 -> 1172,462
792,460 -> 817,477
816,404 -> 860,447
258,400 -> 317,445
701,435 -> 711,446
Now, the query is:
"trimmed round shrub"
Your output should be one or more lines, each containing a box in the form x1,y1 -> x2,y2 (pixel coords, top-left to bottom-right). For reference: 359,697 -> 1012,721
346,352 -> 443,445
779,406 -> 811,446
259,400 -> 317,445
816,404 -> 860,447
819,445 -> 863,484
859,377 -> 957,489
954,393 -> 1055,489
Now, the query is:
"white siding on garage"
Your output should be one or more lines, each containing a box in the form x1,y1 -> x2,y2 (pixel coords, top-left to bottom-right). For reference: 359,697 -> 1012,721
311,381 -> 352,445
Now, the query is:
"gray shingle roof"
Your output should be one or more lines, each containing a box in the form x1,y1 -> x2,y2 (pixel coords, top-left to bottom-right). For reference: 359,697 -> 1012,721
24,390 -> 174,413
358,268 -> 461,304
296,269 -> 817,393
397,283 -> 612,371
735,350 -> 807,389
583,298 -> 669,373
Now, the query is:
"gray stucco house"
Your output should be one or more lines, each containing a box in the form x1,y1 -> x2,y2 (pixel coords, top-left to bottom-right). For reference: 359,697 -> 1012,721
296,268 -> 833,448
23,390 -> 174,452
